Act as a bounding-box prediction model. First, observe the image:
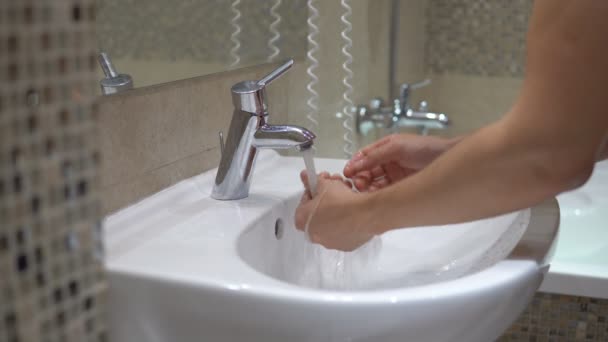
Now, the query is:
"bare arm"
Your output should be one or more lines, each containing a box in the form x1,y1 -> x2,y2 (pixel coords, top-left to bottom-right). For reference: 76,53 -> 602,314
362,0 -> 608,233
295,0 -> 608,251
599,141 -> 608,161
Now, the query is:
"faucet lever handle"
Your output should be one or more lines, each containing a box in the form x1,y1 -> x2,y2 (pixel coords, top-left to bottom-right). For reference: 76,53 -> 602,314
257,59 -> 294,87
409,78 -> 432,90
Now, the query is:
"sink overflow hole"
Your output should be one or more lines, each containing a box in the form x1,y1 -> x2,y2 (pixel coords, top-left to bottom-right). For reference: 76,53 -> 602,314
274,219 -> 284,240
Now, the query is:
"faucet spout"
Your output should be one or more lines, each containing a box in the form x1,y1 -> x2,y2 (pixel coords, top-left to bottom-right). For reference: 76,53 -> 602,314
211,59 -> 316,200
254,124 -> 316,150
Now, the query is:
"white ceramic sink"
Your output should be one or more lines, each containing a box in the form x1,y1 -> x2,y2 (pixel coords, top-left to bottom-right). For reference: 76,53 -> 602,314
539,160 -> 608,298
553,160 -> 608,264
105,151 -> 559,342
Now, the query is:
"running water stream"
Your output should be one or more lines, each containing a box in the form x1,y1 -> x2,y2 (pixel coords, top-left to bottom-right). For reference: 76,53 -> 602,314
302,148 -> 318,197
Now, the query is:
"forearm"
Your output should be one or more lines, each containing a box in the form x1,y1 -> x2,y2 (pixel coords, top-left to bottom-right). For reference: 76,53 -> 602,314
358,0 -> 608,233
363,116 -> 594,233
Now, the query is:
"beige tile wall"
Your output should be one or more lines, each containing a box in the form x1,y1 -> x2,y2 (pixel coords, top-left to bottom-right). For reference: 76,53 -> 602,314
395,0 -> 429,89
96,0 -> 308,81
417,73 -> 523,137
97,0 -> 403,211
98,63 -> 289,215
0,1 -> 107,341
387,0 -> 528,139
287,0 -> 392,158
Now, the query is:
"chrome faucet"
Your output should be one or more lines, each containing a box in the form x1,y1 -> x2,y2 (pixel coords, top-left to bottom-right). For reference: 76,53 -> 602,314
356,79 -> 450,136
212,59 -> 316,200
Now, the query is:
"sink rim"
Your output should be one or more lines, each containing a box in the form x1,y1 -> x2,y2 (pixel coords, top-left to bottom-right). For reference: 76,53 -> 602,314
105,152 -> 559,304
110,257 -> 541,306
108,201 -> 558,306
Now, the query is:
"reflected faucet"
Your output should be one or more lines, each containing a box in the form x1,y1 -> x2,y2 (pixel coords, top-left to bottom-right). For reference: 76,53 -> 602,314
212,59 -> 316,200
356,79 -> 450,136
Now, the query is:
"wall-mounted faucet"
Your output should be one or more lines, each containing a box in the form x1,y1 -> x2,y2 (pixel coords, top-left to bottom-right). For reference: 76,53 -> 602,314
212,59 -> 316,200
356,79 -> 450,136
98,52 -> 133,95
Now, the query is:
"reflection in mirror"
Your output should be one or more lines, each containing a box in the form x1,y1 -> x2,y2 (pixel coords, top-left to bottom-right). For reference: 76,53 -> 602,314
95,0 -> 307,89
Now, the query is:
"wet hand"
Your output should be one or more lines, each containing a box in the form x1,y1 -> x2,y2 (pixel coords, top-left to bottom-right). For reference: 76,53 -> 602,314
343,134 -> 453,192
295,171 -> 374,251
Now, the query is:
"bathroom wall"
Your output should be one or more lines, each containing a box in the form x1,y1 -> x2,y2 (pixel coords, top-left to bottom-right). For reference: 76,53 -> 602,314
411,1 -> 608,341
97,0 -> 395,159
418,0 -> 532,137
287,0 -> 393,158
96,0 -> 308,87
387,0 -> 530,137
98,63 -> 289,214
0,1 -> 106,341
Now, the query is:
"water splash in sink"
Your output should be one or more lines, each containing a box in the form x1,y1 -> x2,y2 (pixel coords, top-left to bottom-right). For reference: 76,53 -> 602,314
283,229 -> 383,290
299,147 -> 384,290
239,193 -> 530,291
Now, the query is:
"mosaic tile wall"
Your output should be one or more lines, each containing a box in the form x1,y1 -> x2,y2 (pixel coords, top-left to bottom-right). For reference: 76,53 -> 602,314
498,293 -> 608,342
426,0 -> 533,77
0,1 -> 106,342
96,0 -> 307,66
500,293 -> 608,342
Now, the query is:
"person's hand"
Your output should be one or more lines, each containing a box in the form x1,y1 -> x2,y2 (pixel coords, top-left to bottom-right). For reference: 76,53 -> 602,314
343,133 -> 456,192
295,171 -> 374,251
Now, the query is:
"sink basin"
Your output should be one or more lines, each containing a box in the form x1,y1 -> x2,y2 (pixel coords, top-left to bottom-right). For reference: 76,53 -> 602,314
105,151 -> 559,342
553,160 -> 608,263
238,194 -> 532,291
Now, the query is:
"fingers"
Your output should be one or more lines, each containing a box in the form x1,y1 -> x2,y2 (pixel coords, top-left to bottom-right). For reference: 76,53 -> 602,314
300,170 -> 309,189
350,166 -> 386,191
344,136 -> 393,177
328,173 -> 348,187
353,176 -> 369,191
295,200 -> 309,231
295,172 -> 337,232
329,173 -> 342,181
303,169 -> 353,201
300,170 -> 313,199
345,136 -> 402,177
370,166 -> 386,179
299,189 -> 311,203
370,177 -> 390,190
352,170 -> 372,189
356,142 -> 401,174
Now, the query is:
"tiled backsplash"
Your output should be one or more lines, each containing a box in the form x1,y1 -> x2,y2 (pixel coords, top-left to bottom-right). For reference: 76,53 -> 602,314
501,293 -> 608,341
426,0 -> 533,77
0,1 -> 106,341
98,63 -> 289,215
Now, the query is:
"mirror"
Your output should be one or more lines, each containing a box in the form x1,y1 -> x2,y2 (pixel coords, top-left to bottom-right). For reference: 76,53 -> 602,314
94,0 -> 532,156
95,0 -> 307,89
